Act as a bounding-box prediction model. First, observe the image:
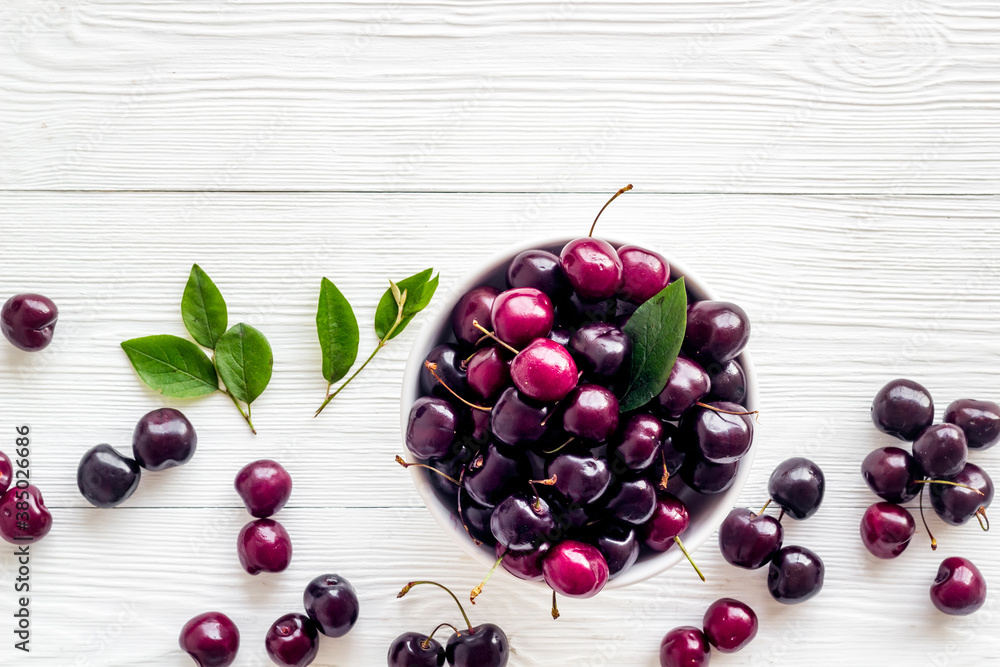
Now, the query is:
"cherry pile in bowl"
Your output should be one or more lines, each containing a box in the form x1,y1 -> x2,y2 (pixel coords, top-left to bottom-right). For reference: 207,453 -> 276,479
0,448 -> 53,544
862,378 -> 996,616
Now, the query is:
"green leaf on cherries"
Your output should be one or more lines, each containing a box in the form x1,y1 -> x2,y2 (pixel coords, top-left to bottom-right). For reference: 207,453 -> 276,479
214,323 -> 273,404
316,277 -> 360,384
373,268 -> 439,341
181,264 -> 228,349
121,335 -> 220,398
620,277 -> 688,412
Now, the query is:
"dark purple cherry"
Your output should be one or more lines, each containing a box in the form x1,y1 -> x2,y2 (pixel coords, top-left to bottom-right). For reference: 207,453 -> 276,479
861,446 -> 923,503
265,613 -> 319,667
459,492 -> 496,545
0,485 -> 52,544
507,249 -> 571,301
237,518 -> 292,575
406,397 -> 459,460
179,611 -> 240,667
465,347 -> 511,400
659,627 -> 709,667
549,327 -> 572,348
603,477 -> 657,525
542,539 -> 610,598
468,409 -> 491,446
929,462 -> 993,526
1,293 -> 58,351
132,407 -> 197,471
683,301 -> 750,365
703,598 -> 757,653
234,459 -> 292,518
491,287 -> 554,349
560,238 -> 623,300
463,443 -> 527,508
768,457 -> 825,520
930,557 -> 987,616
490,387 -> 549,447
490,494 -> 556,550
681,456 -> 739,495
77,444 -> 141,508
592,523 -> 639,578
643,494 -> 690,551
452,286 -> 500,348
569,323 -> 631,379
945,398 -> 1000,450
0,452 -> 11,495
913,424 -> 967,478
445,624 -> 510,667
682,401 -> 753,464
562,384 -> 619,443
560,294 -> 618,328
303,574 -> 359,638
420,344 -> 469,400
871,378 -> 934,441
613,413 -> 663,471
509,338 -> 578,403
767,545 -> 824,604
655,356 -> 710,420
860,502 -> 914,559
718,507 -> 783,569
388,631 -> 446,667
617,245 -> 670,304
547,454 -> 611,505
706,359 -> 747,405
497,542 -> 548,581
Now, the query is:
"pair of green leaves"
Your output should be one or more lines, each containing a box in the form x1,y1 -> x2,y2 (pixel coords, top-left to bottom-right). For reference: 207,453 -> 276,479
315,268 -> 438,416
620,277 -> 688,412
121,265 -> 273,433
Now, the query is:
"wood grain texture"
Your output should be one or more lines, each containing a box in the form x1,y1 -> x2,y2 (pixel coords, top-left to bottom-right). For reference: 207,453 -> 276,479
1,192 -> 1000,665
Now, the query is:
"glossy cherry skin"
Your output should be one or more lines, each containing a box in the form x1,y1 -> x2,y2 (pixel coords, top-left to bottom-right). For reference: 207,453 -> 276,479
388,632 -> 445,667
871,378 -> 934,441
682,401 -> 753,464
655,357 -> 710,420
491,287 -> 554,349
768,457 -> 825,520
452,286 -> 500,348
767,545 -> 824,604
569,323 -> 631,379
562,384 -> 620,443
234,459 -> 293,518
683,301 -> 750,365
77,444 -> 142,508
861,446 -> 923,503
0,485 -> 53,544
507,249 -> 571,301
463,443 -> 527,508
445,624 -> 509,667
303,574 -> 359,638
912,424 -> 967,478
509,338 -> 578,403
659,627 -> 710,667
490,494 -> 556,550
420,344 -> 469,400
930,557 -> 987,616
561,294 -> 618,328
617,245 -> 670,304
490,387 -> 550,447
703,598 -> 758,653
706,359 -> 747,405
0,452 -> 11,495
718,507 -> 783,569
543,539 -> 610,598
179,611 -> 240,667
643,494 -> 689,551
406,397 -> 459,460
497,542 -> 548,581
548,454 -> 611,505
602,477 -> 657,525
945,398 -> 1000,450
592,523 -> 639,578
613,414 -> 663,471
466,346 -> 511,400
132,407 -> 198,471
549,327 -> 572,348
929,462 -> 994,525
1,293 -> 58,351
680,457 -> 739,495
265,613 -> 319,667
860,502 -> 915,559
237,518 -> 292,575
560,237 -> 624,300
459,492 -> 497,545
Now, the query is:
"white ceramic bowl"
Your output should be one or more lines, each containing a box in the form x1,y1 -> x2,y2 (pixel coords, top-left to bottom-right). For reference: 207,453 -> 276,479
401,236 -> 758,589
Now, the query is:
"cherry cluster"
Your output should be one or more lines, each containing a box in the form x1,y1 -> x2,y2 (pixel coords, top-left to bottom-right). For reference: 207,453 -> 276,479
0,448 -> 53,544
235,459 -> 294,575
862,378 -> 997,615
659,597 -> 758,667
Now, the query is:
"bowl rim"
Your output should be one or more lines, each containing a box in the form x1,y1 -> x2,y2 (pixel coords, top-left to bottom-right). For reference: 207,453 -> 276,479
400,235 -> 758,590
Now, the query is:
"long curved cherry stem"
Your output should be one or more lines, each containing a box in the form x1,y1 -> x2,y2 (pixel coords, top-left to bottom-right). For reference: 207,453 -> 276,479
977,507 -> 990,532
529,475 -> 558,510
551,590 -> 560,620
542,437 -> 575,455
398,581 -> 474,633
470,554 -> 505,605
913,479 -> 986,496
758,498 -> 772,516
424,361 -> 492,412
695,402 -> 760,423
457,465 -> 483,546
588,184 -> 633,237
396,455 -> 460,486
673,536 -> 706,582
919,485 -> 938,550
471,321 -> 520,355
423,623 -> 462,648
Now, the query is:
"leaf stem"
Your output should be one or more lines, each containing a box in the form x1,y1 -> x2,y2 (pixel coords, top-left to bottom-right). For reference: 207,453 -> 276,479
225,390 -> 257,434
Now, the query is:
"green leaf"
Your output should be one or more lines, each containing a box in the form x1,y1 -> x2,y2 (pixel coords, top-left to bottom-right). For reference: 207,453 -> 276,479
121,335 -> 219,398
620,278 -> 688,412
215,323 -> 273,404
317,278 -> 360,384
181,264 -> 228,349
373,268 -> 439,341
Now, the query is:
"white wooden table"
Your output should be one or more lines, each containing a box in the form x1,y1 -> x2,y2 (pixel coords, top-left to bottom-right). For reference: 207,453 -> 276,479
2,2 -> 999,665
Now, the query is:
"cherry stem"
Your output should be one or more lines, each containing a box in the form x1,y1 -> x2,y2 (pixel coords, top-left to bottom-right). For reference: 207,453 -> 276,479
673,536 -> 706,582
777,508 -> 785,523
457,466 -> 483,547
914,479 -> 986,496
469,553 -> 505,605
659,453 -> 670,491
551,590 -> 560,620
423,361 -> 492,412
542,436 -> 575,455
528,475 -> 557,510
398,581 -> 474,633
919,485 -> 938,550
977,507 -> 990,532
396,455 -> 460,486
422,623 -> 461,649
588,184 -> 633,237
471,320 -> 520,355
758,499 -> 772,516
694,402 -> 760,423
